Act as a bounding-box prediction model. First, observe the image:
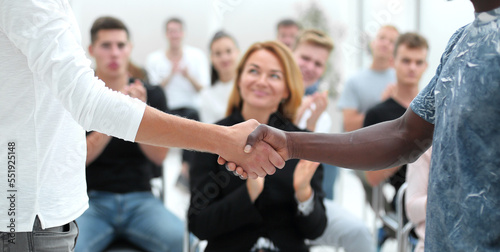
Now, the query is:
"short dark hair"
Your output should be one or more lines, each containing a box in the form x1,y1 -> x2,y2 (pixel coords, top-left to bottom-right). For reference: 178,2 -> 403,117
165,17 -> 184,31
276,19 -> 301,31
394,32 -> 429,56
90,16 -> 129,44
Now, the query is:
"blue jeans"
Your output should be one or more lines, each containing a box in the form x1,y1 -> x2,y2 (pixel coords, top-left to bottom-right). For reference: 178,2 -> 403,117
322,164 -> 339,200
75,191 -> 183,252
0,216 -> 78,252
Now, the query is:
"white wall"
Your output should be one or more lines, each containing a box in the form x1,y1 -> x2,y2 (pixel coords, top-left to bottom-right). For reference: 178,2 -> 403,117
70,0 -> 475,91
418,0 -> 474,89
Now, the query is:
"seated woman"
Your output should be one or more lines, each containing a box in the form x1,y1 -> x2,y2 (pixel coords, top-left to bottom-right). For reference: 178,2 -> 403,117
406,147 -> 432,252
199,31 -> 240,124
188,40 -> 327,252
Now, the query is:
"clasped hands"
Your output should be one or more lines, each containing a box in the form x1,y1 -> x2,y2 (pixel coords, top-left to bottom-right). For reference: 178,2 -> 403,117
217,121 -> 292,179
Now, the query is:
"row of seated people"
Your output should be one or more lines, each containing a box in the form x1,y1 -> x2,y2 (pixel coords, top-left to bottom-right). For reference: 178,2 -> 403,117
75,15 -> 430,252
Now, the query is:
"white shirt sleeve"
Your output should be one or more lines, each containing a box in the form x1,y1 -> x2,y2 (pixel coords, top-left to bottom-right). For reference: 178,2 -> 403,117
0,0 -> 146,141
296,191 -> 315,216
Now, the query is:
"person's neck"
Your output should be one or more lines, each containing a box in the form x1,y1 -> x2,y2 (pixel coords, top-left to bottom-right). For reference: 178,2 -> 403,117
241,105 -> 274,125
370,57 -> 392,71
392,83 -> 420,108
167,46 -> 183,59
472,0 -> 500,12
218,70 -> 235,83
96,72 -> 129,92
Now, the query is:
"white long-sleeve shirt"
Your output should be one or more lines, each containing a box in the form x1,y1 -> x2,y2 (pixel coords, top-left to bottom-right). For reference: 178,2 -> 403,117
145,45 -> 210,110
0,0 -> 146,231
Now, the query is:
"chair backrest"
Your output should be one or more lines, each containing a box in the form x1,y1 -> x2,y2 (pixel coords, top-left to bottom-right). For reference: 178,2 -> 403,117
183,213 -> 203,252
372,182 -> 415,252
395,183 -> 415,252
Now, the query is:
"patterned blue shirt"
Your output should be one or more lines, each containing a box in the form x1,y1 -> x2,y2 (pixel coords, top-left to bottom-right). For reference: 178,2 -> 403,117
410,7 -> 500,251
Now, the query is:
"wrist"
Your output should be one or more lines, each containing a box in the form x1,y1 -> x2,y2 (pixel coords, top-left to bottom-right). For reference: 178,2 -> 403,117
247,181 -> 262,203
306,121 -> 317,131
286,131 -> 296,160
295,186 -> 312,203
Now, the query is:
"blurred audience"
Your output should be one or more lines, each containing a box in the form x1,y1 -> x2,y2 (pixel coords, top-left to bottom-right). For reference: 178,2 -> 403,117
276,18 -> 301,49
294,30 -> 374,252
337,25 -> 399,132
199,31 -> 240,124
145,17 -> 210,191
76,16 -> 183,252
189,41 -> 327,252
362,32 -> 429,250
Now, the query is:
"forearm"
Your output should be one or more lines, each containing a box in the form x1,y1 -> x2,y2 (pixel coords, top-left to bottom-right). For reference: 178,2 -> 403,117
135,106 -> 225,154
343,111 -> 365,132
160,74 -> 173,88
365,166 -> 400,187
295,186 -> 313,203
186,75 -> 204,92
86,132 -> 112,166
138,144 -> 168,166
306,117 -> 319,132
288,109 -> 434,170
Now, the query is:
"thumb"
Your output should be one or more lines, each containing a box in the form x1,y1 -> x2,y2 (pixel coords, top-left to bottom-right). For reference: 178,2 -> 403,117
134,79 -> 143,86
244,124 -> 269,154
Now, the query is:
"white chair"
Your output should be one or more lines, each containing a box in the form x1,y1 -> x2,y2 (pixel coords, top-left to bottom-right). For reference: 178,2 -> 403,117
183,215 -> 203,252
395,183 -> 416,252
372,182 -> 415,252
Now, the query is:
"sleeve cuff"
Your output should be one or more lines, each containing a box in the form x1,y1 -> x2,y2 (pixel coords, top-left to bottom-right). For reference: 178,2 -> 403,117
296,191 -> 315,216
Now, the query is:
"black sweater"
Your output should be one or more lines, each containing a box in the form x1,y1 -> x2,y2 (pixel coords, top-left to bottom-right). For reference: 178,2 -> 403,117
86,82 -> 167,193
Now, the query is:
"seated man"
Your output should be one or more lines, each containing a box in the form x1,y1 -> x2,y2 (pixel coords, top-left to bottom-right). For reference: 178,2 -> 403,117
362,32 -> 429,248
292,29 -> 373,252
75,17 -> 183,252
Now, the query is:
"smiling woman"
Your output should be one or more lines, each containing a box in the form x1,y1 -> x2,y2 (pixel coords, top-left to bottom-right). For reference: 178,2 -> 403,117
188,41 -> 326,252
226,41 -> 304,123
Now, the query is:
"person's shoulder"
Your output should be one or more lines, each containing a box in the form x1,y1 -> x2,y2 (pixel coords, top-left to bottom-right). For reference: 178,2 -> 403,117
268,112 -> 305,133
145,49 -> 165,62
215,111 -> 242,127
143,81 -> 168,110
441,24 -> 470,59
346,68 -> 371,85
144,81 -> 163,94
184,45 -> 207,57
366,98 -> 391,115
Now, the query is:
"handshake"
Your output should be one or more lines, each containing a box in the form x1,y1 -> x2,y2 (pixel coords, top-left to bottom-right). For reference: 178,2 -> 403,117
216,119 -> 292,180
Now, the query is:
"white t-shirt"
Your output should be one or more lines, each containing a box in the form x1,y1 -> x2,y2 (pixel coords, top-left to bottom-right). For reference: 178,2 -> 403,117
199,80 -> 234,123
0,0 -> 146,231
145,45 -> 210,110
298,95 -> 332,134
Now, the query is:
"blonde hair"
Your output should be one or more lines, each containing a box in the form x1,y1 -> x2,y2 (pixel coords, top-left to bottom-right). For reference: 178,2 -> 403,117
294,29 -> 334,53
379,24 -> 399,35
226,41 -> 304,122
